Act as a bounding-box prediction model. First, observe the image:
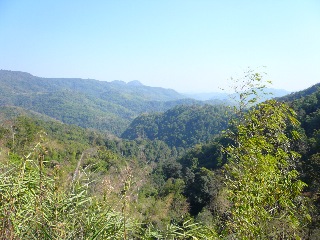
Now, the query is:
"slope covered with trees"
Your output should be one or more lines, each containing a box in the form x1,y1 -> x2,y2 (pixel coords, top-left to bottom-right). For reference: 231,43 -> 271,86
278,85 -> 320,193
151,71 -> 320,238
0,114 -> 219,239
0,70 -> 203,135
122,104 -> 229,148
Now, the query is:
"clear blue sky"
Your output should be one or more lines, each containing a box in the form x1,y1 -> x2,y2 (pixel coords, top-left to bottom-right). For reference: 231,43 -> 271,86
1,0 -> 320,93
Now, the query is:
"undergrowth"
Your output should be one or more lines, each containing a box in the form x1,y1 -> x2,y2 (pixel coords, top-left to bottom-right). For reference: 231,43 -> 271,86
0,136 -> 217,239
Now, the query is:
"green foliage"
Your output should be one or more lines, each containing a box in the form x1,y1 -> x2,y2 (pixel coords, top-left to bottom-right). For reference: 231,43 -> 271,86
0,131 -> 217,239
122,104 -> 229,148
184,167 -> 220,215
0,141 -> 130,239
223,100 -> 310,239
179,141 -> 225,170
173,138 -> 229,216
224,67 -> 272,117
0,70 -> 204,135
289,87 -> 320,137
278,86 -> 320,235
160,219 -> 218,239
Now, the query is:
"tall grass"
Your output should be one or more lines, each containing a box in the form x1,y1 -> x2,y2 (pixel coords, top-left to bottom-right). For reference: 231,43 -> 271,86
0,137 -> 217,239
0,140 -> 131,239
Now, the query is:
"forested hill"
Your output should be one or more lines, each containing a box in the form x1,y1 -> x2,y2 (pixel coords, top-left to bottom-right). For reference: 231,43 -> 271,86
0,70 -> 184,101
277,81 -> 320,138
278,82 -> 320,102
121,104 -> 229,148
0,70 -> 202,135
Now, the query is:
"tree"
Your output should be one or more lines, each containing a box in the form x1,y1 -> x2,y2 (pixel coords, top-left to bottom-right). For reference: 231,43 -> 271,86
224,67 -> 271,122
223,100 -> 310,239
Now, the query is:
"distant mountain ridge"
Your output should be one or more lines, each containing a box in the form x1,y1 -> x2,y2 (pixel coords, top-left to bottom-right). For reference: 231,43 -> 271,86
277,82 -> 320,102
0,69 -> 310,138
184,88 -> 290,101
0,70 -> 200,135
0,70 -> 184,101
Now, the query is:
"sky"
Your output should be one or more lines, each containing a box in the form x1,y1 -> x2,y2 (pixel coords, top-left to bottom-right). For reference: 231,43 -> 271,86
0,0 -> 320,93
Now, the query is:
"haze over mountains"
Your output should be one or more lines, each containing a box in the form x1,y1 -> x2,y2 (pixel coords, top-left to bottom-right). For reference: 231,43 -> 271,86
0,70 -> 195,135
183,88 -> 290,101
0,69 -> 294,136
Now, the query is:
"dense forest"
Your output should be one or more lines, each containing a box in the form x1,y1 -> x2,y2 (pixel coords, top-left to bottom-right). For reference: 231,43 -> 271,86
121,104 -> 229,148
0,70 -> 320,239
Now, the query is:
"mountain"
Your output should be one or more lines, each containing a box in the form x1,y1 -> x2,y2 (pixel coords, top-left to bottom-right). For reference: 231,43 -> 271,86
184,88 -> 290,101
279,83 -> 320,138
0,70 -> 200,135
276,82 -> 320,139
127,80 -> 144,86
0,69 -> 294,139
0,70 -> 184,102
277,82 -> 320,102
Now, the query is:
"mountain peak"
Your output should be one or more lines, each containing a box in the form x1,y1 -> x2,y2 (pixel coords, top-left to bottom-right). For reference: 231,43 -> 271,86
127,80 -> 143,86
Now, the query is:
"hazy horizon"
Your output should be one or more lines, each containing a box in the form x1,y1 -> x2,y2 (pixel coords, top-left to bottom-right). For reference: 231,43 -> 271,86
1,1 -> 319,92
1,68 -> 296,95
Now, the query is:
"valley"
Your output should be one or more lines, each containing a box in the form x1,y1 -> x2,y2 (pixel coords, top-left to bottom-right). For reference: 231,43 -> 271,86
0,70 -> 319,239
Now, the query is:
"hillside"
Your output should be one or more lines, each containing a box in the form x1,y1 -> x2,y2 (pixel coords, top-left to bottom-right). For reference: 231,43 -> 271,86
278,82 -> 320,138
278,82 -> 320,102
0,70 -> 184,102
0,70 -> 201,135
121,104 -> 229,148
